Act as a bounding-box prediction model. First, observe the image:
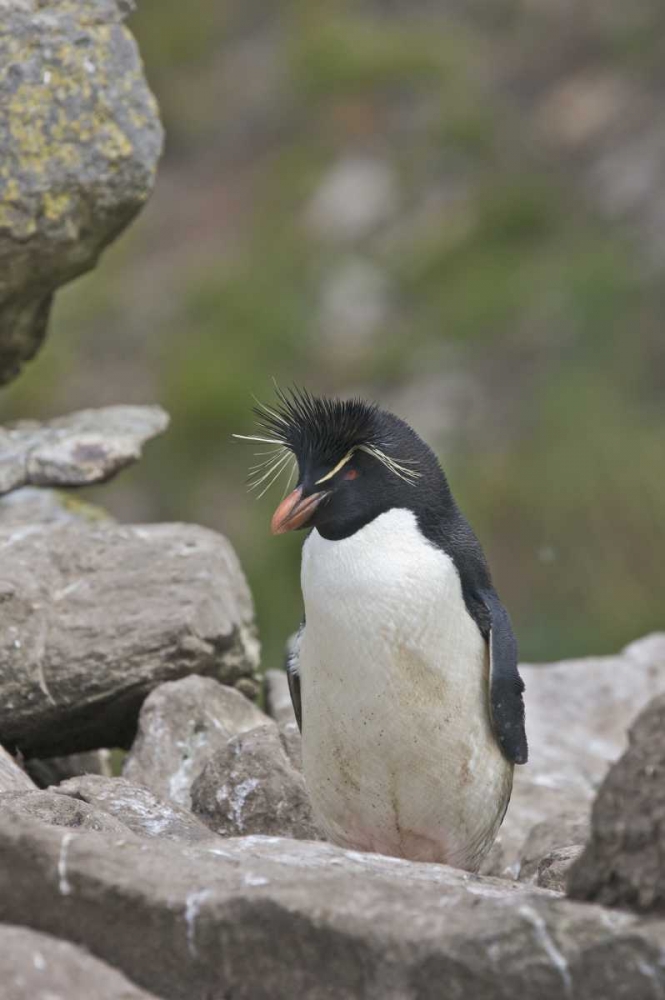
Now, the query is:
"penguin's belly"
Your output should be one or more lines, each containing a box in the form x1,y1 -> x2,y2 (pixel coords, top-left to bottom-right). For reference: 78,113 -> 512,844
300,509 -> 512,872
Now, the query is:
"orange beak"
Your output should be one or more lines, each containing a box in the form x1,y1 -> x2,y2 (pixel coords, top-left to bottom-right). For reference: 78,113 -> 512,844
270,486 -> 328,535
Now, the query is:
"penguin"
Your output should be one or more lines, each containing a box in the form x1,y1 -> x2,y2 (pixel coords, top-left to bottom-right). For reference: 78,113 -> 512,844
236,387 -> 527,872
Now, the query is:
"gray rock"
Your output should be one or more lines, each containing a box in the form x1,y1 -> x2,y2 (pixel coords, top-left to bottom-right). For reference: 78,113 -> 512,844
26,749 -> 113,789
489,633 -> 665,877
0,815 -> 664,1000
191,723 -> 319,840
264,668 -> 295,727
0,406 -> 169,494
0,486 -> 110,528
0,924 -> 158,1000
278,718 -> 303,772
0,521 -> 260,757
123,675 -> 267,808
56,774 -> 217,844
568,693 -> 665,915
0,0 -> 162,384
0,789 -> 134,838
0,745 -> 35,792
518,813 -> 590,885
537,845 -> 584,893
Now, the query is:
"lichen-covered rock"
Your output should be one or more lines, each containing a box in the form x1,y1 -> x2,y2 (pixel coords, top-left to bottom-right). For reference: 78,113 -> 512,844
0,745 -> 35,793
537,845 -> 584,893
191,723 -> 319,840
0,815 -> 664,1000
488,633 -> 665,877
567,693 -> 665,915
55,775 -> 218,844
0,924 -> 159,1000
0,0 -> 163,383
0,521 -> 260,757
0,405 -> 169,494
0,485 -> 110,528
123,675 -> 267,809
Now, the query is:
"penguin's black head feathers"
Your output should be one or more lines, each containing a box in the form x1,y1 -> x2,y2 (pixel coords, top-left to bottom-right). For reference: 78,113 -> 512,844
235,386 -> 450,539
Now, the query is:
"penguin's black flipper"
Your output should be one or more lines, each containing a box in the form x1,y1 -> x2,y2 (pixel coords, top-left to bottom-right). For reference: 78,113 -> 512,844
481,589 -> 528,765
285,620 -> 304,732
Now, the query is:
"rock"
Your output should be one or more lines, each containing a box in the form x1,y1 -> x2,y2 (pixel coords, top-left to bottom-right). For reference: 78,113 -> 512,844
518,813 -> 589,885
0,406 -> 169,495
568,693 -> 665,915
0,746 -> 35,792
123,676 -> 267,809
0,815 -> 664,1000
0,486 -> 110,528
278,718 -> 303,773
0,789 -> 134,838
56,775 -> 217,844
537,846 -> 584,893
0,924 -> 158,1000
489,634 -> 665,877
0,521 -> 260,758
26,750 -> 113,789
264,668 -> 295,727
191,723 -> 319,840
0,0 -> 162,384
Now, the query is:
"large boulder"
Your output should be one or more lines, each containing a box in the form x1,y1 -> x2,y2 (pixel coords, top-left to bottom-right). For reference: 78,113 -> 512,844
488,633 -> 665,876
0,814 -> 664,1000
123,675 -> 267,809
191,722 -> 319,840
0,520 -> 260,757
0,0 -> 162,384
568,693 -> 665,915
0,406 -> 168,494
0,924 -> 158,1000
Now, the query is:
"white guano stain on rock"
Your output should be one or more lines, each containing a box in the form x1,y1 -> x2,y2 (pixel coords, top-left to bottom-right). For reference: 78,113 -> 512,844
518,904 -> 572,996
57,832 -> 74,896
184,888 -> 213,958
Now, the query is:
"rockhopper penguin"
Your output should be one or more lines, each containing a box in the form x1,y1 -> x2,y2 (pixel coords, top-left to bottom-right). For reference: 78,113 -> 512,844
237,388 -> 527,872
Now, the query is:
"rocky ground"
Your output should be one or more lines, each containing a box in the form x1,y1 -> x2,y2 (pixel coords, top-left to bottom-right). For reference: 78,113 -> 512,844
0,410 -> 664,998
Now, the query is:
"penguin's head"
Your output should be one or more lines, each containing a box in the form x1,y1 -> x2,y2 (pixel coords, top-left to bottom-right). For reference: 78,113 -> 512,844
235,388 -> 449,540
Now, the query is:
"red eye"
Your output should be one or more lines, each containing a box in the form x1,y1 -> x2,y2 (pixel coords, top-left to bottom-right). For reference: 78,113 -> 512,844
343,468 -> 359,481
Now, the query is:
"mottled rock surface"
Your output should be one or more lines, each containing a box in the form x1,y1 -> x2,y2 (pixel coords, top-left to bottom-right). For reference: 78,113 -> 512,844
0,521 -> 259,757
568,693 -> 665,915
0,815 -> 664,1000
264,668 -> 294,727
191,723 -> 319,840
489,633 -> 665,876
538,846 -> 584,893
518,814 -> 589,886
123,675 -> 266,809
0,406 -> 168,494
0,789 -> 133,838
0,924 -> 159,1000
0,745 -> 35,793
0,0 -> 163,383
56,775 -> 216,844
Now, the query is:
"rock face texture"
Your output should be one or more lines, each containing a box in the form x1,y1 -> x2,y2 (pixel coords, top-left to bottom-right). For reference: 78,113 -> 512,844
0,521 -> 259,757
0,746 -> 35,793
123,675 -> 267,809
0,924 -> 159,1000
191,722 -> 319,840
489,633 -> 665,875
56,775 -> 217,845
0,0 -> 163,384
0,406 -> 168,494
568,693 -> 665,915
0,815 -> 664,1000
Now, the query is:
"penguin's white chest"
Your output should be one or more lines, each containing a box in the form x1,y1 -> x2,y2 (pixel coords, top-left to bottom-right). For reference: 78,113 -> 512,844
299,508 -> 512,871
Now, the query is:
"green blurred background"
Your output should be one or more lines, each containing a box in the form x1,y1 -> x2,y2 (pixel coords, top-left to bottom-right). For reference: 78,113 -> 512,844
2,0 -> 664,671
